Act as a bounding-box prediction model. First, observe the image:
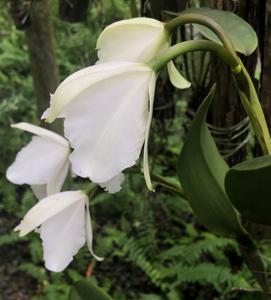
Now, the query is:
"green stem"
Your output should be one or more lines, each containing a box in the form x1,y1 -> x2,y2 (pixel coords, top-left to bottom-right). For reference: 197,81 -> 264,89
150,171 -> 186,197
149,40 -> 238,72
233,61 -> 271,155
237,234 -> 270,294
165,13 -> 239,65
149,40 -> 271,155
84,183 -> 98,197
128,167 -> 186,197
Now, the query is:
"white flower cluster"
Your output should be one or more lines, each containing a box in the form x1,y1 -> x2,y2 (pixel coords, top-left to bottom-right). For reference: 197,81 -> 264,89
6,18 -> 190,272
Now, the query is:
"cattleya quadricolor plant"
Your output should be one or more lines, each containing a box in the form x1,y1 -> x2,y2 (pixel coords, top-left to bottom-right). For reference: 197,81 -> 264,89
6,7 -> 271,294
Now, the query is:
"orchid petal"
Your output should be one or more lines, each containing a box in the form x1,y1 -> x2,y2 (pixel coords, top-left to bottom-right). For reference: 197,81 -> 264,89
41,108 -> 49,120
85,202 -> 103,261
15,191 -> 86,237
96,18 -> 169,63
60,64 -> 155,183
40,195 -> 86,272
47,159 -> 70,196
167,61 -> 191,89
98,172 -> 124,193
143,72 -> 157,192
11,122 -> 68,146
6,123 -> 70,195
7,136 -> 68,185
44,62 -> 150,123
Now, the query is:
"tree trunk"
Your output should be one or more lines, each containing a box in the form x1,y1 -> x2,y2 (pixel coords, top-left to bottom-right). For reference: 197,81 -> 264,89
207,0 -> 260,165
260,0 -> 271,132
24,0 -> 59,122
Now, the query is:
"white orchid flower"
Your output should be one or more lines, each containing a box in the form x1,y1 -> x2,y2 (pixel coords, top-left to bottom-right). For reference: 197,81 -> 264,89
96,17 -> 191,89
43,61 -> 156,190
6,122 -> 70,198
15,190 -> 102,272
6,122 -> 121,194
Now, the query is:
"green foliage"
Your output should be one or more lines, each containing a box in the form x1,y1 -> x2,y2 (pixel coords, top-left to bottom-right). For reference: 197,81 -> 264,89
19,263 -> 48,282
0,1 -> 268,300
167,263 -> 248,290
119,234 -> 166,290
69,279 -> 113,300
158,232 -> 251,295
90,189 -> 255,299
0,231 -> 21,246
32,284 -> 70,300
158,232 -> 236,265
178,85 -> 244,236
225,155 -> 271,225
184,7 -> 258,55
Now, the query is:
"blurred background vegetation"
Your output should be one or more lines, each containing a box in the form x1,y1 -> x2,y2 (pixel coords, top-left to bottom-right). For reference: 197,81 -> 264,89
1,0 -> 271,299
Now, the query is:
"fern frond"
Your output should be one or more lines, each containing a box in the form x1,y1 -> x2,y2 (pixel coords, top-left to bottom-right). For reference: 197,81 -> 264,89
0,231 -> 21,246
19,263 -> 48,282
182,263 -> 250,290
159,233 -> 236,265
161,263 -> 250,292
121,236 -> 166,291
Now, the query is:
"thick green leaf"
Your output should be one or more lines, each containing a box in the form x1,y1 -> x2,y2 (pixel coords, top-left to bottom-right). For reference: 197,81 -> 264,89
178,85 -> 244,236
69,280 -> 113,300
168,7 -> 258,55
225,155 -> 271,225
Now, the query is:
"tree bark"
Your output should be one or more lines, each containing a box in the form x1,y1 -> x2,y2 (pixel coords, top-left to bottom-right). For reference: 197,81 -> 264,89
25,0 -> 59,121
260,0 -> 271,132
208,0 -> 260,165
